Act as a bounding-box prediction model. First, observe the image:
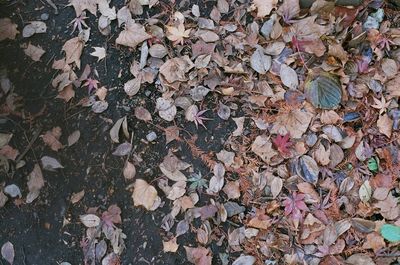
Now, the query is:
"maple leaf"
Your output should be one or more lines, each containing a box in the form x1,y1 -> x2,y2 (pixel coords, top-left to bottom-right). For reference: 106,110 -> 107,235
166,24 -> 191,45
273,133 -> 292,155
69,13 -> 88,34
371,97 -> 390,115
283,192 -> 309,222
83,78 -> 100,94
185,105 -> 212,129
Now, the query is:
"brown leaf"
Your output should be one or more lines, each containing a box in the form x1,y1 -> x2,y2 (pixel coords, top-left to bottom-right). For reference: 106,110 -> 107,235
62,37 -> 84,68
123,161 -> 136,180
163,237 -> 179,253
377,114 -> 393,138
70,190 -> 85,204
69,0 -> 98,16
23,43 -> 45,61
184,246 -> 212,265
132,179 -> 159,210
159,56 -> 194,83
116,23 -> 150,49
0,145 -> 19,161
134,106 -> 152,121
26,164 -> 44,203
362,232 -> 385,253
253,0 -> 278,17
56,84 -> 75,102
0,18 -> 18,41
271,108 -> 313,139
41,127 -> 62,151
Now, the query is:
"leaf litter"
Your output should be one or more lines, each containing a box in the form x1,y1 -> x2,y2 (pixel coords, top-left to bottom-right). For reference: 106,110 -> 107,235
1,0 -> 400,264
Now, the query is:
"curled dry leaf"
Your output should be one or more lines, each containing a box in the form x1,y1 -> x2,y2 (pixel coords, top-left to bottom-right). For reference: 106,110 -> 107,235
70,190 -> 85,204
132,179 -> 159,210
26,164 -> 44,203
123,161 -> 136,180
67,130 -> 80,146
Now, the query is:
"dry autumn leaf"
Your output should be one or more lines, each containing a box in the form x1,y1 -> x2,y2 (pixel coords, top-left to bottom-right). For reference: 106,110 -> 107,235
132,179 -> 159,210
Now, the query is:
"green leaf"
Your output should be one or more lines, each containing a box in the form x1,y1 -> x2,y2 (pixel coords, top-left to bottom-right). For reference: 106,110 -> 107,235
305,72 -> 342,109
367,157 -> 378,173
380,224 -> 400,242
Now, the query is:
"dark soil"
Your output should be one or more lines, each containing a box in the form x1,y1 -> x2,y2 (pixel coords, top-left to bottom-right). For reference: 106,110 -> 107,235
0,0 -> 233,264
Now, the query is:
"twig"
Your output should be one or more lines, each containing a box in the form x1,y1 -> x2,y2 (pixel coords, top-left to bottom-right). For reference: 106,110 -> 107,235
45,0 -> 58,14
15,127 -> 42,165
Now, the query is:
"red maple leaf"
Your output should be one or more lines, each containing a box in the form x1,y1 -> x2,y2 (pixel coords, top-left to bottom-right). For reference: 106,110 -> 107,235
283,192 -> 309,222
273,133 -> 292,155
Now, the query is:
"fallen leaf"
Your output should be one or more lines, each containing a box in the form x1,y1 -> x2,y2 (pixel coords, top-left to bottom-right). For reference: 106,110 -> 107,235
90,47 -> 106,61
69,0 -> 97,16
23,43 -> 45,61
62,37 -> 84,68
0,18 -> 18,41
80,214 -> 101,228
1,241 -> 14,265
116,23 -> 150,49
380,224 -> 400,242
22,21 -> 47,38
134,106 -> 152,121
112,142 -> 132,156
232,255 -> 256,265
123,161 -> 136,180
271,108 -> 313,139
250,47 -> 271,74
280,64 -> 299,89
67,130 -> 80,146
253,0 -> 278,18
41,156 -> 64,171
377,114 -> 393,138
70,190 -> 85,204
132,179 -> 159,210
159,56 -> 194,83
26,164 -> 44,203
184,246 -> 212,265
163,237 -> 179,253
41,127 -> 62,151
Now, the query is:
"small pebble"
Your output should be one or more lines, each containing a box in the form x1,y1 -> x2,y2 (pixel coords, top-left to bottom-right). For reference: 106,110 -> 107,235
146,131 -> 157,142
41,13 -> 49,21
